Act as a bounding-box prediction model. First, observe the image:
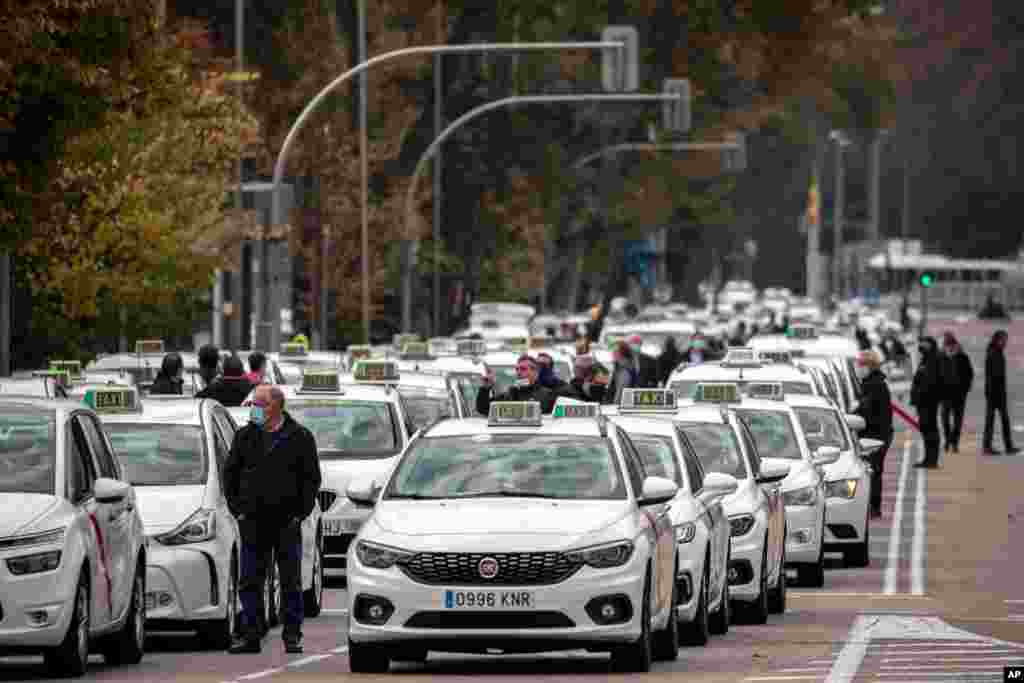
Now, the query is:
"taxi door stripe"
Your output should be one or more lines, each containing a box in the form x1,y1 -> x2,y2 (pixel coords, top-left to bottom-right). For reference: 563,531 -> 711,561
87,513 -> 114,618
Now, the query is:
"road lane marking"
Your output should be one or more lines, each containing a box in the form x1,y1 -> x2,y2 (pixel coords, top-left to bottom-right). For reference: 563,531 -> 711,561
1006,599 -> 1024,603
824,614 -> 875,683
320,608 -> 349,615
790,592 -> 935,598
222,646 -> 350,682
884,439 -> 913,594
745,677 -> 825,681
330,645 -> 349,654
287,654 -> 332,667
883,656 -> 1024,663
911,467 -> 926,595
237,669 -> 285,680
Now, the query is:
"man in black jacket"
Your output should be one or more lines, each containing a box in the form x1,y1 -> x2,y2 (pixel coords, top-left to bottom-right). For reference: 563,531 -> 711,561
854,351 -> 893,517
627,335 -> 659,388
476,355 -> 556,415
224,385 -> 322,654
196,356 -> 254,407
556,355 -> 608,403
983,330 -> 1019,455
940,332 -> 974,453
911,337 -> 944,468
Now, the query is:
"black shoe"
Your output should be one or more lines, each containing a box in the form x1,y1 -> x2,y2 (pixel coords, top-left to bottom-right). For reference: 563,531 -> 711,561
870,508 -> 882,519
1007,447 -> 1021,455
229,636 -> 262,654
952,445 -> 959,453
913,462 -> 929,468
983,448 -> 1001,456
284,636 -> 303,654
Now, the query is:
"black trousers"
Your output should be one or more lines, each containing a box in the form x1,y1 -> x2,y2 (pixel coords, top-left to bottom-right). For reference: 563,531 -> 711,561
941,394 -> 967,448
238,518 -> 303,640
983,398 -> 1015,451
918,403 -> 941,466
868,437 -> 892,513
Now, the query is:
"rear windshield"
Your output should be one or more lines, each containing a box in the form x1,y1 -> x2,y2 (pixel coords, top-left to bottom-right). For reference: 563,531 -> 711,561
734,409 -> 803,461
396,387 -> 455,430
678,423 -> 747,479
0,409 -> 56,495
793,406 -> 851,452
105,424 -> 207,486
628,435 -> 683,485
288,399 -> 398,458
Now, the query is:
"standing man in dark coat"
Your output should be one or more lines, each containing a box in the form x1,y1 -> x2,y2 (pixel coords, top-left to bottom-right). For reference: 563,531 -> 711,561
476,355 -> 556,415
657,337 -> 684,387
149,353 -> 184,395
224,384 -> 321,654
854,351 -> 893,517
983,329 -> 1019,455
627,335 -> 659,388
940,332 -> 974,453
910,337 -> 944,468
556,355 -> 608,403
196,356 -> 255,407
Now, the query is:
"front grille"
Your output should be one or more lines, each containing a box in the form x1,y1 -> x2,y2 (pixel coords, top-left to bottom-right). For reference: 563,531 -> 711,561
400,552 -> 581,586
827,523 -> 858,539
324,534 -> 354,557
404,611 -> 574,629
318,490 -> 339,513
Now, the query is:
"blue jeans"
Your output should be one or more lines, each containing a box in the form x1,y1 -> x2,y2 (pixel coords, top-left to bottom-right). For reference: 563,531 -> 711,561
238,518 -> 303,640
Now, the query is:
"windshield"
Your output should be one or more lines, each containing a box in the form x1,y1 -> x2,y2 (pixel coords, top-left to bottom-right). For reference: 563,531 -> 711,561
735,409 -> 803,461
288,399 -> 398,458
794,406 -> 851,452
386,434 -> 626,500
629,435 -> 682,485
670,379 -> 813,399
0,409 -> 56,494
105,424 -> 207,486
678,423 -> 747,479
396,387 -> 454,430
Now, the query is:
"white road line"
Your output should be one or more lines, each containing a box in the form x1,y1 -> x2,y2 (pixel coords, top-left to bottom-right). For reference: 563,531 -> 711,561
824,614 -> 875,683
1005,599 -> 1024,603
320,608 -> 349,615
745,677 -> 825,681
911,467 -> 926,596
222,646 -> 350,682
789,592 -> 934,599
237,668 -> 285,680
882,656 -> 1024,663
778,668 -> 832,673
884,439 -> 913,595
330,645 -> 350,654
286,654 -> 333,667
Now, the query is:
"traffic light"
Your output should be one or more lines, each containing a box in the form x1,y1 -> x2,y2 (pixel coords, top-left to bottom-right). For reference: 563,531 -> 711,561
919,271 -> 935,288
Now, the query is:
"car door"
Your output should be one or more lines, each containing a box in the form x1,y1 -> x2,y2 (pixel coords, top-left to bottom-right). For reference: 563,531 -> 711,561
680,438 -> 726,602
76,413 -> 138,623
737,417 -> 784,575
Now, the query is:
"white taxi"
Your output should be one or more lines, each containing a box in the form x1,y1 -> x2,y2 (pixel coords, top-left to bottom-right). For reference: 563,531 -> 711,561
0,395 -> 146,676
388,370 -> 470,431
345,401 -> 681,672
668,347 -> 823,401
605,390 -> 737,645
672,393 -> 790,622
96,390 -> 249,647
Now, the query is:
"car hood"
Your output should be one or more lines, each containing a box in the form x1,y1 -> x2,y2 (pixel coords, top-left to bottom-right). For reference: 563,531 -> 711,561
134,485 -> 205,534
320,456 -> 399,497
370,499 -> 633,551
0,494 -> 67,538
822,450 -> 865,482
779,459 -> 819,492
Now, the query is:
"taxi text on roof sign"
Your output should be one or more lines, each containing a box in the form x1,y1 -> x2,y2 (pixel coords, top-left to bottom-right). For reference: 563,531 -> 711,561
620,388 -> 676,411
280,342 -> 308,357
788,324 -> 818,340
552,398 -> 600,419
428,338 -> 457,356
456,339 -> 487,356
301,369 -> 341,392
487,401 -> 543,426
393,333 -> 420,349
757,350 -> 792,364
353,359 -> 400,383
84,387 -> 140,413
400,341 -> 431,357
135,339 -> 164,354
49,360 -> 83,381
722,348 -> 760,366
745,382 -> 784,401
694,382 -> 741,403
347,345 -> 373,361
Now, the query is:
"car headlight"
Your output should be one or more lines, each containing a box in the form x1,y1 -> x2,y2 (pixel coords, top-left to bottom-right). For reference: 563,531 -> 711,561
783,485 -> 819,506
565,540 -> 634,568
7,550 -> 62,575
675,522 -> 697,543
0,527 -> 65,550
825,478 -> 858,499
729,514 -> 756,537
355,540 -> 414,569
155,509 -> 216,546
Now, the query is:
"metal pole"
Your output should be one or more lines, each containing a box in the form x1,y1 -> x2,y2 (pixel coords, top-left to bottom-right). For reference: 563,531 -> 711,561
833,140 -> 845,299
0,251 -> 9,376
868,133 -> 882,243
231,0 -> 244,351
319,223 -> 328,349
431,35 -> 443,336
359,0 -> 369,345
571,140 -> 743,170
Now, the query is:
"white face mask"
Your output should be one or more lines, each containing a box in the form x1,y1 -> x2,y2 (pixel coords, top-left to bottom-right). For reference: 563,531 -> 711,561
855,365 -> 870,380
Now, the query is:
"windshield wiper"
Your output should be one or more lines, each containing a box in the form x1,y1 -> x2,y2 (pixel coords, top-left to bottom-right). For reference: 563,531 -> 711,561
385,493 -> 447,500
449,490 -> 563,500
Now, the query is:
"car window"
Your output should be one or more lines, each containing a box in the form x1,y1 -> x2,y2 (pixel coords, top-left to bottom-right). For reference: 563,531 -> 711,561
385,433 -> 626,500
735,409 -> 803,460
628,435 -> 683,487
794,406 -> 851,452
210,426 -> 229,476
735,419 -> 761,479
0,408 -> 56,495
78,415 -> 119,479
104,424 -> 208,486
68,418 -> 98,501
678,422 -> 747,480
616,430 -> 648,498
288,399 -> 400,458
396,387 -> 455,431
683,444 -> 705,494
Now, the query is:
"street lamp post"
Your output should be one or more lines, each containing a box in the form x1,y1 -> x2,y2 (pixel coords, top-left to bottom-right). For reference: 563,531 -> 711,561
830,130 -> 851,301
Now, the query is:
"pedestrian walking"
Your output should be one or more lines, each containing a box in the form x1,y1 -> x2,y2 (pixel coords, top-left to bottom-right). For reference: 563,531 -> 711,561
657,337 -> 684,386
196,355 -> 255,407
476,355 -> 556,415
606,341 -> 639,404
149,352 -> 184,395
245,351 -> 268,385
627,335 -> 658,387
982,329 -> 1019,455
940,332 -> 973,453
223,384 -> 321,654
854,350 -> 893,518
910,336 -> 944,468
557,355 -> 608,403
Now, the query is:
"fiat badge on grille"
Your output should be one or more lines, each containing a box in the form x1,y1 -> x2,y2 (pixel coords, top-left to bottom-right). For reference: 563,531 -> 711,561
478,557 -> 499,579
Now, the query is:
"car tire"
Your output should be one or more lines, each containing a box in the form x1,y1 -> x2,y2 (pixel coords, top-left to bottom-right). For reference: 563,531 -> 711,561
45,570 -> 90,677
652,563 -> 679,661
199,555 -> 238,650
844,513 -> 871,568
610,568 -> 652,672
708,559 -> 731,634
304,533 -> 324,618
101,561 -> 146,665
798,521 -> 826,588
348,639 -> 390,673
678,561 -> 710,647
767,538 -> 787,614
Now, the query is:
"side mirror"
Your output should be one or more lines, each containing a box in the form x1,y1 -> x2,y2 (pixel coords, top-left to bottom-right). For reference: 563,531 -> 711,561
859,438 -> 885,456
812,446 -> 841,467
346,477 -> 380,507
639,476 -> 679,506
94,478 -> 131,505
700,472 -> 739,501
756,458 -> 791,485
845,414 -> 866,432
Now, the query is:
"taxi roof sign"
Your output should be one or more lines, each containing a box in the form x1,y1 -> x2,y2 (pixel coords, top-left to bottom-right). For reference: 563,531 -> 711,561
427,338 -> 457,356
84,386 -> 140,413
552,398 -> 600,419
745,381 -> 784,401
393,333 -> 421,349
502,337 -> 528,351
400,341 -> 432,358
456,339 -> 487,356
620,388 -> 677,412
694,382 -> 741,404
722,348 -> 761,367
280,342 -> 308,357
487,401 -> 542,427
301,369 -> 341,392
135,339 -> 164,355
353,359 -> 400,383
788,324 -> 818,340
347,345 -> 373,361
49,360 -> 82,381
757,350 -> 792,364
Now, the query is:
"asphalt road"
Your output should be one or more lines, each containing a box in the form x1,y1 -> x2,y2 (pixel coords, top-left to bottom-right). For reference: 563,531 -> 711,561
2,316 -> 1021,681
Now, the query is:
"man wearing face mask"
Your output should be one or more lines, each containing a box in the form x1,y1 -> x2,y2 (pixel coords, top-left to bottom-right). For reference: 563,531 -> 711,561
627,335 -> 658,387
476,355 -> 556,415
535,352 -> 568,394
223,385 -> 321,655
854,351 -> 893,517
685,332 -> 718,364
910,337 -> 944,468
940,332 -> 973,453
557,354 -> 608,403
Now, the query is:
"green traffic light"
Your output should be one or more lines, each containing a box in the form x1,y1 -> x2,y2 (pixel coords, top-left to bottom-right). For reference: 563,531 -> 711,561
920,273 -> 934,288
